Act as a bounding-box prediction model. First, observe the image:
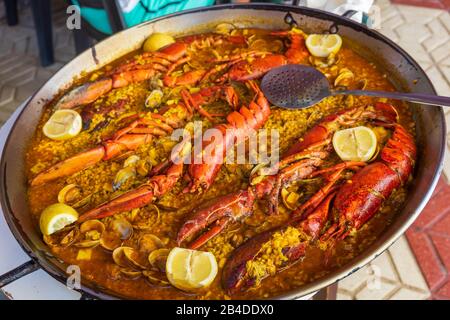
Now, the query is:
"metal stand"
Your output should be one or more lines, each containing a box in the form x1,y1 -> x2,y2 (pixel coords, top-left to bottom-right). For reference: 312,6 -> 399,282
0,260 -> 39,289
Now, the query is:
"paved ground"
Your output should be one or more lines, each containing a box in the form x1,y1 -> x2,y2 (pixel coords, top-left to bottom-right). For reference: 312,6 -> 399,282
0,0 -> 449,300
0,0 -> 75,125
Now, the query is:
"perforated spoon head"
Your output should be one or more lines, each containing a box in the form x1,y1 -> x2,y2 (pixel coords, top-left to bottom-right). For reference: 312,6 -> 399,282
260,64 -> 331,109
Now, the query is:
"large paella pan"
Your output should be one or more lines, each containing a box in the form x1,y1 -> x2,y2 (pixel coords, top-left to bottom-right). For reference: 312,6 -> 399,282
0,4 -> 445,300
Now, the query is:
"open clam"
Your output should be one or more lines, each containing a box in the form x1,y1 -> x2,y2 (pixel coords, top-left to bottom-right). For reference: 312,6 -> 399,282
99,232 -> 122,251
80,219 -> 105,236
99,218 -> 133,251
112,246 -> 147,269
148,248 -> 170,272
72,194 -> 93,209
334,68 -> 354,88
60,227 -> 80,247
120,268 -> 142,279
143,270 -> 170,286
43,225 -> 79,247
74,219 -> 105,248
57,184 -> 82,205
111,219 -> 133,240
113,167 -> 136,191
138,234 -> 164,254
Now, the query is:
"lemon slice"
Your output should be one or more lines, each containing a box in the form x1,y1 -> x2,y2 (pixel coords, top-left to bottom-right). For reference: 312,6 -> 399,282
332,126 -> 377,162
143,33 -> 175,52
305,34 -> 342,58
43,109 -> 82,140
166,247 -> 218,291
39,203 -> 79,236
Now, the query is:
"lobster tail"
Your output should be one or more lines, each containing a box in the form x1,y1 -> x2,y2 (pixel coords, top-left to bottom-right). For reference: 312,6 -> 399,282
380,124 -> 416,184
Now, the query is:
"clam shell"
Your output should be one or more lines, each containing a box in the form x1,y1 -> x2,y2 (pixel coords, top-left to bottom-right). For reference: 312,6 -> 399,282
113,167 -> 136,190
112,246 -> 135,268
110,219 -> 133,240
124,155 -> 140,168
72,194 -> 92,209
59,228 -> 80,247
123,247 -> 147,269
80,219 -> 105,235
57,184 -> 81,205
74,239 -> 100,248
142,270 -> 170,286
100,231 -> 122,251
120,268 -> 142,279
148,248 -> 170,272
139,234 -> 164,254
334,68 -> 354,87
145,89 -> 163,109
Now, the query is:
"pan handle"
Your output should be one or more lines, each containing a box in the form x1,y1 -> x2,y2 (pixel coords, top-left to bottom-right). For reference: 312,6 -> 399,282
0,260 -> 40,289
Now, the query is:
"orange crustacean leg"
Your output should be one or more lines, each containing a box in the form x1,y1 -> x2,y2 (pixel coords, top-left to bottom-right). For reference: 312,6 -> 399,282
55,41 -> 188,110
30,113 -> 181,187
77,138 -> 191,222
78,161 -> 184,223
31,130 -> 152,187
55,78 -> 113,110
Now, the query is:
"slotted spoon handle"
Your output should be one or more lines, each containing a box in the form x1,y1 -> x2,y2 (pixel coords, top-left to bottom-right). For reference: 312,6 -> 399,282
334,90 -> 450,107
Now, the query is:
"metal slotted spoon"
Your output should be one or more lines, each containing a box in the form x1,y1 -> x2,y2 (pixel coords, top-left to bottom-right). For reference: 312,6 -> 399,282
260,64 -> 450,109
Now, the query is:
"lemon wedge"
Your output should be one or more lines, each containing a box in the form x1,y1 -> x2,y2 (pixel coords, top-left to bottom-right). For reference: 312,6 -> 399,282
305,34 -> 342,58
43,109 -> 82,140
166,247 -> 218,291
143,33 -> 175,52
39,203 -> 79,236
332,126 -> 377,162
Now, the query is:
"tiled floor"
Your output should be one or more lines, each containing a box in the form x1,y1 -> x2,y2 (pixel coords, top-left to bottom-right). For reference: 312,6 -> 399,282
0,0 -> 449,300
392,0 -> 450,10
0,1 -> 75,126
406,178 -> 450,299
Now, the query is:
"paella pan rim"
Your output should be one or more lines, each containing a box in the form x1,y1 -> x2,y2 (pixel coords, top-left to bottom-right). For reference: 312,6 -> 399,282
0,3 -> 445,300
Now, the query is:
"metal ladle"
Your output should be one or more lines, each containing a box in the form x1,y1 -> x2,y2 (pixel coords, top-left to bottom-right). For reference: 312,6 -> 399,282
260,64 -> 450,109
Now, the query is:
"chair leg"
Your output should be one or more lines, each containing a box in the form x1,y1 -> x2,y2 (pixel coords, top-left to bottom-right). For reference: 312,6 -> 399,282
4,0 -> 18,26
73,27 -> 92,54
312,283 -> 338,300
30,0 -> 54,67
